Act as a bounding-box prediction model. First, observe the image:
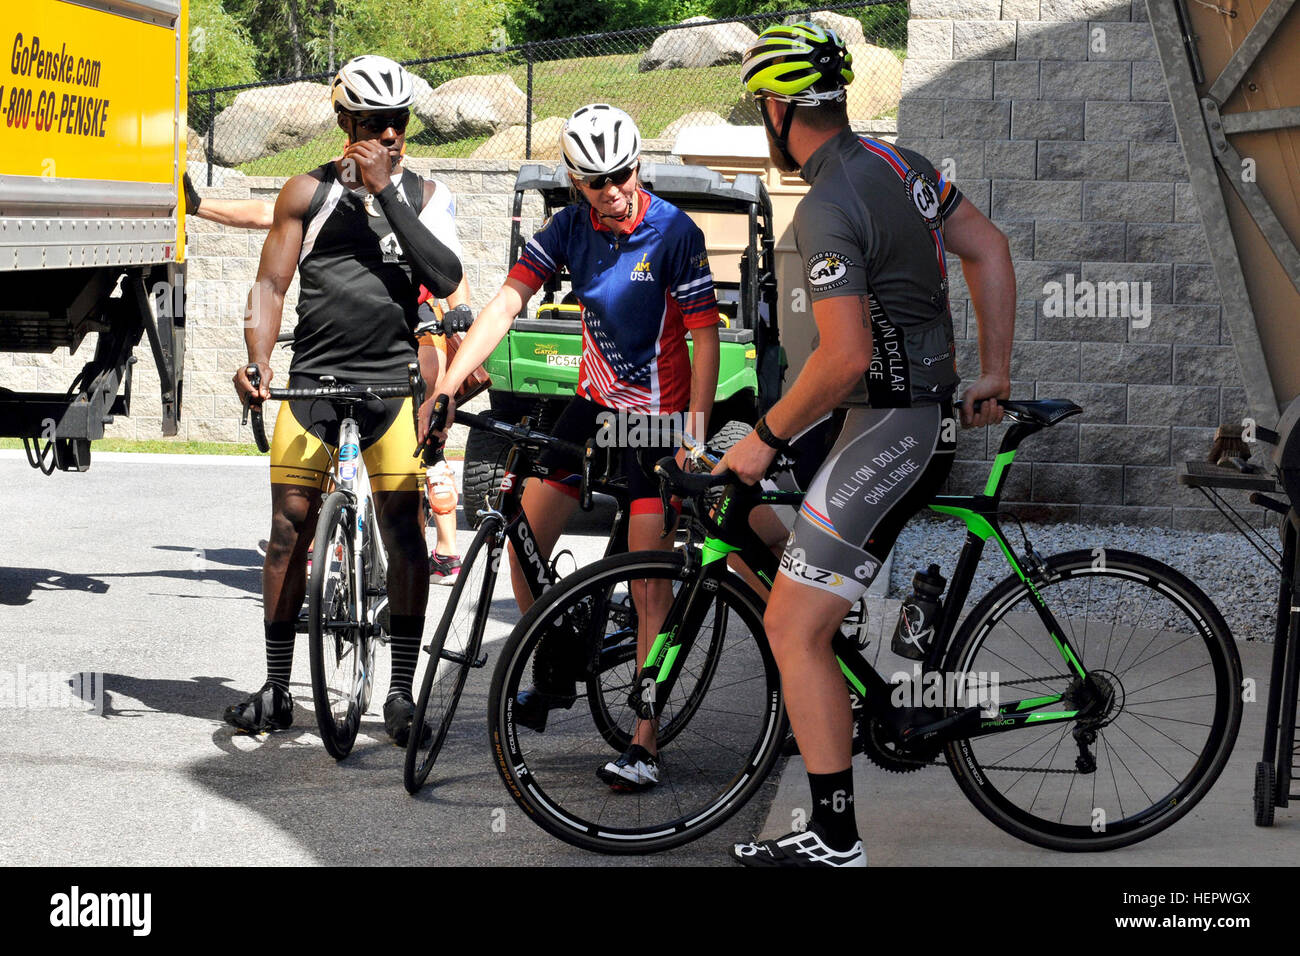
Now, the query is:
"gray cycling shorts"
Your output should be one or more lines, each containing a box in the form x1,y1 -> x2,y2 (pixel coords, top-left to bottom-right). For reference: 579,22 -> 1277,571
778,403 -> 955,604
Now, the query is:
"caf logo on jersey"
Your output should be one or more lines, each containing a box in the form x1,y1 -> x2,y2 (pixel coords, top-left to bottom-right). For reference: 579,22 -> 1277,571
906,169 -> 941,227
807,251 -> 851,289
630,252 -> 655,281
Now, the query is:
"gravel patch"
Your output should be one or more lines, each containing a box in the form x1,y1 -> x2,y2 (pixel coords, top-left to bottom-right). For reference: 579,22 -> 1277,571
888,515 -> 1282,644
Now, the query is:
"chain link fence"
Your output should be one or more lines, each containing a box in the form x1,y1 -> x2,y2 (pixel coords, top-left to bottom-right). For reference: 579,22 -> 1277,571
188,1 -> 906,183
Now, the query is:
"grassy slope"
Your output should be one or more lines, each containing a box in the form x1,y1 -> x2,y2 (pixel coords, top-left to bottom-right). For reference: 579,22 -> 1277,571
234,49 -> 902,173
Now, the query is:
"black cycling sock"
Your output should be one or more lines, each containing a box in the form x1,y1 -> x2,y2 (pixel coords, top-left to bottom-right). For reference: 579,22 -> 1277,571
265,620 -> 297,694
807,768 -> 859,851
387,614 -> 424,700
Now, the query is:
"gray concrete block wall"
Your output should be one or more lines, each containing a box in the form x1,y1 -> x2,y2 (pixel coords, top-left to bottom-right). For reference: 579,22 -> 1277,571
900,0 -> 1240,528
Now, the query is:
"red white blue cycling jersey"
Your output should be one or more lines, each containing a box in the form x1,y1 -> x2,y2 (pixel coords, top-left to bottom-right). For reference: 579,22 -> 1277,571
508,189 -> 720,414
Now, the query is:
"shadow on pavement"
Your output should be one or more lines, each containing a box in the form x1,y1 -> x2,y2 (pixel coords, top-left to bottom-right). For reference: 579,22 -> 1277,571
76,672 -> 246,721
0,567 -> 110,605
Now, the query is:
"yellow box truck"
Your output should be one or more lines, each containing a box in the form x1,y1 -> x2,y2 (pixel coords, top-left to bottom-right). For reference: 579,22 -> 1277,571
0,0 -> 187,471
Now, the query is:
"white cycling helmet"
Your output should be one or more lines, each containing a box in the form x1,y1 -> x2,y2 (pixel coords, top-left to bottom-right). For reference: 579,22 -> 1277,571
331,55 -> 415,113
560,104 -> 641,178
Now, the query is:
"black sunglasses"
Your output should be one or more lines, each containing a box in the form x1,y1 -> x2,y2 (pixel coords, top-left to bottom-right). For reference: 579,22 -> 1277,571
353,111 -> 410,134
576,164 -> 637,190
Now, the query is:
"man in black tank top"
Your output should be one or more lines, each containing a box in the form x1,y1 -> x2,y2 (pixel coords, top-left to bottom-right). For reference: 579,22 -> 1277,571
226,55 -> 463,742
721,25 -> 1016,867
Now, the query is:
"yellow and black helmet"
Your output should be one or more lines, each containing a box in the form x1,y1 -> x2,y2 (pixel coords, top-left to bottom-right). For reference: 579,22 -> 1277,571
742,22 -> 854,102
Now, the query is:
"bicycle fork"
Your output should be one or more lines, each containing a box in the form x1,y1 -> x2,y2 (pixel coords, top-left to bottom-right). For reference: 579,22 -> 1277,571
629,560 -> 718,721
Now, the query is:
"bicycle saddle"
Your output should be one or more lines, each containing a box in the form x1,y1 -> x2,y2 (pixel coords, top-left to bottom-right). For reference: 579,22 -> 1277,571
998,399 -> 1082,427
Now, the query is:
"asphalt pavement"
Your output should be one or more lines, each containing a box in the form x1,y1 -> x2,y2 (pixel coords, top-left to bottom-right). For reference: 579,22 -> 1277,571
2,451 -> 1296,866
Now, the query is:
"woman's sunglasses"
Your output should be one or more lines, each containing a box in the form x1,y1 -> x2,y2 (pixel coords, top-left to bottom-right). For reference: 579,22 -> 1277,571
353,111 -> 410,134
576,165 -> 637,190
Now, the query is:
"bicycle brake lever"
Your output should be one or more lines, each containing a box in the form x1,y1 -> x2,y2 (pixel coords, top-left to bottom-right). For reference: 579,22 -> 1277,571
241,365 -> 259,425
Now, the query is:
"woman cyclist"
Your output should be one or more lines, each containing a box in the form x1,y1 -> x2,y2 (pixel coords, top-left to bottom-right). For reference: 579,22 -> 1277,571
427,103 -> 722,790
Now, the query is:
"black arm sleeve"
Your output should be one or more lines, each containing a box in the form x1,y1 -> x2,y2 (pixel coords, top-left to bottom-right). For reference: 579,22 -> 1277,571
375,182 -> 463,298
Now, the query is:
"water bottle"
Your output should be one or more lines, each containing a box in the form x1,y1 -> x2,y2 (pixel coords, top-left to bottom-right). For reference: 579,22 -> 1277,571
891,564 -> 946,661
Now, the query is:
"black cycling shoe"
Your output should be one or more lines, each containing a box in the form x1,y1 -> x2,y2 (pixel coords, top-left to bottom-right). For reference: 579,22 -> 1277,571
514,635 -> 580,732
514,686 -> 578,733
383,693 -> 432,747
224,682 -> 293,734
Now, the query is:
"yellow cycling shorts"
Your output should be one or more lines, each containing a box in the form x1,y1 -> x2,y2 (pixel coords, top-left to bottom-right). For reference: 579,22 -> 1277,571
269,395 -> 423,494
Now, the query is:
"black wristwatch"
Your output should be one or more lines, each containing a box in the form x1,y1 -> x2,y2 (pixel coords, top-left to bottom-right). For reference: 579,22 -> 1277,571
754,416 -> 789,452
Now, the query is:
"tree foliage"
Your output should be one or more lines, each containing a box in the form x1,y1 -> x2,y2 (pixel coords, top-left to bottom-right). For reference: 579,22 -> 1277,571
332,0 -> 507,64
188,0 -> 261,129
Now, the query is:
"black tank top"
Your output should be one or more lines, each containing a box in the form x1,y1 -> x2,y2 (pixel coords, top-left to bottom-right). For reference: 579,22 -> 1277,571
290,162 -> 426,383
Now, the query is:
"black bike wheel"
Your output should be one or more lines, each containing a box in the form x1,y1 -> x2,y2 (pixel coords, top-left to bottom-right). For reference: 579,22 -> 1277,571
404,515 -> 500,794
489,550 -> 785,854
942,549 -> 1242,851
309,490 -> 365,760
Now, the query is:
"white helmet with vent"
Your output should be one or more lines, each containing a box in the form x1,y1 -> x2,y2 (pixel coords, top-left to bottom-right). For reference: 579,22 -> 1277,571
560,104 -> 641,177
331,55 -> 415,113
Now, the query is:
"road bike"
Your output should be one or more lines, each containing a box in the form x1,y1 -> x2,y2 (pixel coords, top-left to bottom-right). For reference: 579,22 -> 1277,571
245,364 -> 425,759
403,400 -> 639,793
487,399 -> 1243,854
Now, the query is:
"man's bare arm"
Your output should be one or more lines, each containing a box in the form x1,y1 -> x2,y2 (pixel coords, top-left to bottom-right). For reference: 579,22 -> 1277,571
941,199 -> 1014,427
233,175 -> 314,402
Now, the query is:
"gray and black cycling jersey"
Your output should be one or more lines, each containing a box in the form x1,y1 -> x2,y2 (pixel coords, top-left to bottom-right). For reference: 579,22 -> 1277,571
792,127 -> 964,408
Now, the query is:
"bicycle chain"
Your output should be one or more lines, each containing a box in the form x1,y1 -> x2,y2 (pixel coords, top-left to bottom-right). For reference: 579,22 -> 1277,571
974,672 -> 1089,774
947,672 -> 1084,774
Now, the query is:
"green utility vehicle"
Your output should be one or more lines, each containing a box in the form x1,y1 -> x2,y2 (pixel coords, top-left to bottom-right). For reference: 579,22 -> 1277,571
462,161 -> 782,516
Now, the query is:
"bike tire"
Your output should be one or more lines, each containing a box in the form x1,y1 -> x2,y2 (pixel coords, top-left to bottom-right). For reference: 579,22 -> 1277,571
308,490 -> 365,760
489,549 -> 786,854
941,548 -> 1242,851
404,515 -> 501,794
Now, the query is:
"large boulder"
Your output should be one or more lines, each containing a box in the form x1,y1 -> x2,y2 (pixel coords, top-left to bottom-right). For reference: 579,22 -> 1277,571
186,126 -> 206,163
471,116 -> 566,160
846,44 -> 903,122
211,82 -> 335,166
639,16 -> 758,72
808,10 -> 867,46
415,74 -> 527,140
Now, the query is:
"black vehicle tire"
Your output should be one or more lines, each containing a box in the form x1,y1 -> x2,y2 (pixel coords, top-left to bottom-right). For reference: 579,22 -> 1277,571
489,549 -> 785,854
941,549 -> 1242,851
462,428 -> 510,529
706,419 -> 753,457
461,393 -> 548,528
308,490 -> 365,760
404,514 -> 501,794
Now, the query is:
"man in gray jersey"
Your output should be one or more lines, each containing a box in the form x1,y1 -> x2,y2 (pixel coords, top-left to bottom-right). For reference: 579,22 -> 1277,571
227,55 -> 463,742
720,23 -> 1015,867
